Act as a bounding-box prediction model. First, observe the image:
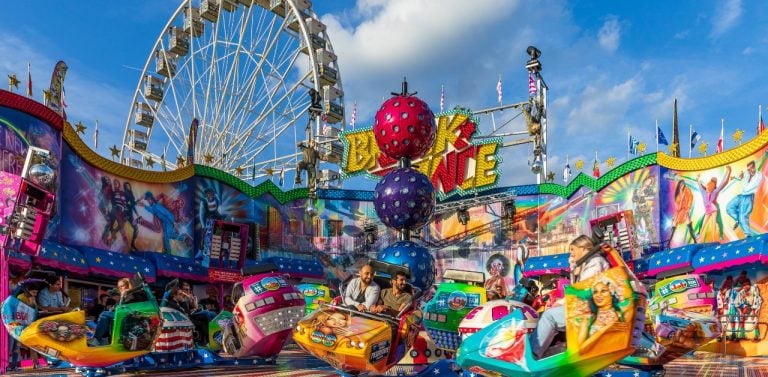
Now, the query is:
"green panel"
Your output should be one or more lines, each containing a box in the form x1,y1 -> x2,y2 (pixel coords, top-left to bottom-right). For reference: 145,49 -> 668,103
194,165 -> 309,203
539,154 -> 657,199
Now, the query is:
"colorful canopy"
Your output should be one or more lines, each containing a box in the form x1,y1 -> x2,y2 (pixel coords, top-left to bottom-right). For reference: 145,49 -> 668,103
8,250 -> 31,270
522,253 -> 570,277
645,242 -> 716,278
692,234 -> 768,273
260,256 -> 324,279
135,251 -> 208,282
78,246 -> 156,282
35,239 -> 89,276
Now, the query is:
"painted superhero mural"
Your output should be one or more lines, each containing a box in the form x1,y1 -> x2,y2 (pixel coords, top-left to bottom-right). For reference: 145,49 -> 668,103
661,146 -> 768,248
0,105 -> 62,237
194,178 -> 259,264
59,143 -> 194,257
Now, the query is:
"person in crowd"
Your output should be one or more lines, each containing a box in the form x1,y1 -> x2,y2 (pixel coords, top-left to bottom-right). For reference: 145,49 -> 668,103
371,271 -> 412,316
197,285 -> 221,320
87,294 -> 110,320
223,294 -> 235,312
530,235 -> 610,359
93,278 -> 132,345
15,284 -> 41,369
37,277 -> 70,315
165,286 -> 209,346
342,263 -> 380,311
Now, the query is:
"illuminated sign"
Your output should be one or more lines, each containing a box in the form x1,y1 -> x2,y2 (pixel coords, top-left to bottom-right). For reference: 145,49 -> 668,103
658,277 -> 700,297
341,111 -> 501,198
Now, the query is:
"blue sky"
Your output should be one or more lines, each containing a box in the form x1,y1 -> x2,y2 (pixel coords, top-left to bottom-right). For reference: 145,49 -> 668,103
2,0 -> 767,188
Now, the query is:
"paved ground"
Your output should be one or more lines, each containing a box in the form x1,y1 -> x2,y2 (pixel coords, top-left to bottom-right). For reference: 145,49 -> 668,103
7,350 -> 768,376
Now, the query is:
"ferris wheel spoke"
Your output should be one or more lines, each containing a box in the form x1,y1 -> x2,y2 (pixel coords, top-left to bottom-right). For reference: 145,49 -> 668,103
223,70 -> 310,160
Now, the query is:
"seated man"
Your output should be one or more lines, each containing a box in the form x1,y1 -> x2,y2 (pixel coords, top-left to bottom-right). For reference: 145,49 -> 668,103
371,271 -> 412,316
530,235 -> 610,359
342,263 -> 380,311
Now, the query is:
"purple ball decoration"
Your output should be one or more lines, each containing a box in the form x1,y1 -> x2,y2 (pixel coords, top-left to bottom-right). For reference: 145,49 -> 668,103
374,167 -> 435,231
378,240 -> 436,293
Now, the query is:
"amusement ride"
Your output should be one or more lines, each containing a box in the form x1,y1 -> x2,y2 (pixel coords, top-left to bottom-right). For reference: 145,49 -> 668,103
3,1 -> 768,377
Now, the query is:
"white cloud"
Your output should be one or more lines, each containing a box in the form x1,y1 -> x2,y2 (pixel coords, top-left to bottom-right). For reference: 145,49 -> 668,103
710,0 -> 742,38
597,16 -> 621,52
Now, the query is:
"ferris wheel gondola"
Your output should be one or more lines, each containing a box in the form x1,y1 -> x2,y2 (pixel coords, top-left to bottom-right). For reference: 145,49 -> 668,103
120,0 -> 345,185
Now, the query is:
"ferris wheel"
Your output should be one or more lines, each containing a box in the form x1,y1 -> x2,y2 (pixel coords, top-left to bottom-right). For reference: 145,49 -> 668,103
120,0 -> 345,185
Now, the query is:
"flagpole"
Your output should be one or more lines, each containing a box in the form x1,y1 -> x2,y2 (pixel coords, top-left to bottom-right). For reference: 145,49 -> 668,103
759,105 -> 763,135
626,128 -> 630,162
655,119 -> 659,153
689,124 -> 692,158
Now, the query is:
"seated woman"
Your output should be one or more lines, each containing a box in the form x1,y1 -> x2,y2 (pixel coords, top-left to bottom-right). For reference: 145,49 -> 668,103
93,278 -> 132,345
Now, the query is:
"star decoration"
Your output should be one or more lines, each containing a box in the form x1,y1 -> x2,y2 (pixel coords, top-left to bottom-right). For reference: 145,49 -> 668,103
637,142 -> 646,154
733,128 -> 744,145
177,155 -> 186,166
109,145 -> 120,158
145,156 -> 155,167
96,257 -> 102,263
575,159 -> 584,171
656,260 -> 661,265
265,167 -> 274,176
605,156 -> 617,168
75,121 -> 87,134
204,153 -> 214,163
749,246 -> 755,253
235,166 -> 244,175
698,141 -> 709,156
699,257 -> 705,263
144,267 -> 150,273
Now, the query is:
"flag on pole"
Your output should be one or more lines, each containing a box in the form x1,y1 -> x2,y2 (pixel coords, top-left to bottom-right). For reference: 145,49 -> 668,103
322,114 -> 329,135
440,85 -> 445,112
278,166 -> 285,186
657,124 -> 669,145
496,76 -> 502,104
759,105 -> 765,134
563,157 -> 572,183
628,134 -> 640,155
350,101 -> 357,129
717,119 -> 724,153
94,120 -> 99,149
690,130 -> 701,150
592,155 -> 600,178
528,73 -> 537,96
26,63 -> 32,98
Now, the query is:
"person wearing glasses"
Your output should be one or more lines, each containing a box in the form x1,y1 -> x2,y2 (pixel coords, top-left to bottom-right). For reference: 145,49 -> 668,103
92,278 -> 132,346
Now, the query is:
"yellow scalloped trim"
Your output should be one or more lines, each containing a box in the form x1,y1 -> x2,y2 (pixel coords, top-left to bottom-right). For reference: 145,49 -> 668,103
657,131 -> 768,171
63,121 -> 194,183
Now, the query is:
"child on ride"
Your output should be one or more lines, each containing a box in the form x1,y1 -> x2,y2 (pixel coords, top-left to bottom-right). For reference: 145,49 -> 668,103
530,235 -> 610,359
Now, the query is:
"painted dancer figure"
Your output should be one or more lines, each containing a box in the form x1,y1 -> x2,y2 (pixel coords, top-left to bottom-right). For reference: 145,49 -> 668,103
695,166 -> 731,243
727,160 -> 764,237
736,279 -> 763,340
668,179 -> 697,246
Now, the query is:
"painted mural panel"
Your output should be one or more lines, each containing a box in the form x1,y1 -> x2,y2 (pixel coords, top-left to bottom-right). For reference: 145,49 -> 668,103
59,144 -> 194,257
537,166 -> 659,256
194,178 -> 259,262
661,146 -> 768,248
0,105 -> 62,237
705,267 -> 767,354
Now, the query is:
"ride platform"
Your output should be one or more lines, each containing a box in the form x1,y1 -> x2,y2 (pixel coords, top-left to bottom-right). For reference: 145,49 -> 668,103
6,350 -> 768,376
